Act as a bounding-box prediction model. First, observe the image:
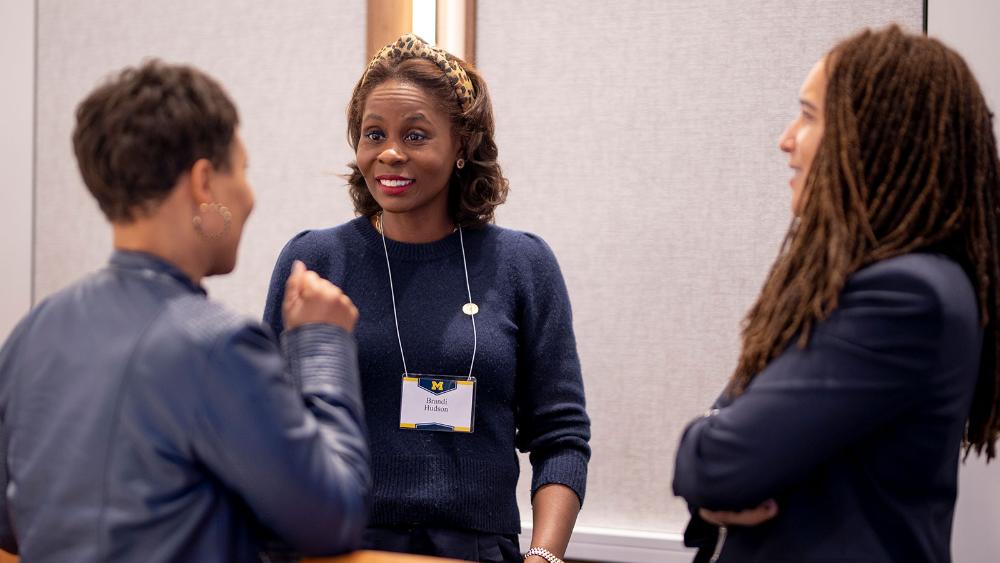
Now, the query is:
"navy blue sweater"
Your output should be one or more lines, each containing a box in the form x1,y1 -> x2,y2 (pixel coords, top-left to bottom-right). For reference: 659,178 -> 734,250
264,217 -> 590,534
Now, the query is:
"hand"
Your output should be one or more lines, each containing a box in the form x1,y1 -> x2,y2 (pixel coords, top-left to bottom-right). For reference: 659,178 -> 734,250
282,260 -> 358,332
699,499 -> 778,527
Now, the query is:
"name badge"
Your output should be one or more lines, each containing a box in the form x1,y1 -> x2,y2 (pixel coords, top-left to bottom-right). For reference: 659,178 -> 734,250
399,374 -> 476,433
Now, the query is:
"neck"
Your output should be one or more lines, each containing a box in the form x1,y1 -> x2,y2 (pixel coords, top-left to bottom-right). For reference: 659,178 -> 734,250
113,219 -> 206,284
377,207 -> 455,243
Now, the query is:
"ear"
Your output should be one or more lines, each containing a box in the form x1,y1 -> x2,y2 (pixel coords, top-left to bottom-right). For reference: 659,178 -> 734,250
187,158 -> 216,206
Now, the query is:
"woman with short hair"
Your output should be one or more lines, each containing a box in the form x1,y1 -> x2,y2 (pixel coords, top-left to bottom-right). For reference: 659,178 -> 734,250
0,60 -> 369,562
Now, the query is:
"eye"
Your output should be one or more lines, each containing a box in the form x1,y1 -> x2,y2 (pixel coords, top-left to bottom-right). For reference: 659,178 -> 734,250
364,129 -> 386,142
404,131 -> 428,142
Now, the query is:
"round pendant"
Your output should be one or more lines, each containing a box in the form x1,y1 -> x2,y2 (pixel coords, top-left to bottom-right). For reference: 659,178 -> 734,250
462,302 -> 479,315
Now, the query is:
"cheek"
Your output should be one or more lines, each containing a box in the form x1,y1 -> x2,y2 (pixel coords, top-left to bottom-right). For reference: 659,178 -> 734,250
236,175 -> 253,207
803,127 -> 823,164
356,146 -> 376,171
243,187 -> 255,215
426,154 -> 453,181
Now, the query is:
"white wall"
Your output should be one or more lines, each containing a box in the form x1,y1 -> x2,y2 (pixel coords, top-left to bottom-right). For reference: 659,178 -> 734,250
0,0 -> 34,341
33,0 -> 366,316
476,2 -> 922,554
927,3 -> 1000,561
7,1 -> 1000,562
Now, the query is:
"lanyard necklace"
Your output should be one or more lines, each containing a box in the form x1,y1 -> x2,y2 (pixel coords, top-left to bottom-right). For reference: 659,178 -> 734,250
376,213 -> 478,380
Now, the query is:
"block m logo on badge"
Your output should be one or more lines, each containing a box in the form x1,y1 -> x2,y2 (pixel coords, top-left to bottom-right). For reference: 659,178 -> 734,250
418,377 -> 457,395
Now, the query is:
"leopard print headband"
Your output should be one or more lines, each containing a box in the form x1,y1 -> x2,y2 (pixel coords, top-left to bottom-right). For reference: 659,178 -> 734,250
361,33 -> 475,112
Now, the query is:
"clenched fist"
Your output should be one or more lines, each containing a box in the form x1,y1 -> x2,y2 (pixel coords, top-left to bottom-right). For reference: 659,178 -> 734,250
282,260 -> 359,332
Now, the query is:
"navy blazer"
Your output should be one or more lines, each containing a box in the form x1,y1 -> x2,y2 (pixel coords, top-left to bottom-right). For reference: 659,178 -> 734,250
0,251 -> 370,562
673,253 -> 982,563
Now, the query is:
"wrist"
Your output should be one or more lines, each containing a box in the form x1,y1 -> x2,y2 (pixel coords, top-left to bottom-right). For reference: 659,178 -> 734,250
524,546 -> 564,563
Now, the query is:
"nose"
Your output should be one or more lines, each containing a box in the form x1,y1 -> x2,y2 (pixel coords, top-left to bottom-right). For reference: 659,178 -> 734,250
378,145 -> 407,165
778,122 -> 795,154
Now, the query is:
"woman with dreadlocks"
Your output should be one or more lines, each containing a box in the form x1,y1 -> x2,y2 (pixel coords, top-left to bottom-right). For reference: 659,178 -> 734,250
673,25 -> 1000,563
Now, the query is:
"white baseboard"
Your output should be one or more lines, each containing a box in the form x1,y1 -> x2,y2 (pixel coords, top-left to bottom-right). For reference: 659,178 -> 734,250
519,524 -> 695,563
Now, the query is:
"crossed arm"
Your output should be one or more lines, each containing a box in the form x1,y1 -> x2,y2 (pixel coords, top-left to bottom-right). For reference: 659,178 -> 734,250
674,260 -> 955,535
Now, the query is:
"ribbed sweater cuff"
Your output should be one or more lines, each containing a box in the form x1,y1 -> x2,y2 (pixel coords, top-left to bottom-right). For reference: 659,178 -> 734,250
281,324 -> 360,401
531,448 -> 589,507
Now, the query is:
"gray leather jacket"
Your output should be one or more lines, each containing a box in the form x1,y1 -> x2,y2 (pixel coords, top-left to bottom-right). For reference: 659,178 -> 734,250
0,251 -> 370,562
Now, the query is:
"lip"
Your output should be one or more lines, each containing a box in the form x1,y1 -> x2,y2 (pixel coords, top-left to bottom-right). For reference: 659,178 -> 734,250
375,174 -> 415,196
788,166 -> 800,189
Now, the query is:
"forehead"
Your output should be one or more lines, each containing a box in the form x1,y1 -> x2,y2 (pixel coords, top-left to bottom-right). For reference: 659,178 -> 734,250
800,57 -> 828,102
362,79 -> 451,121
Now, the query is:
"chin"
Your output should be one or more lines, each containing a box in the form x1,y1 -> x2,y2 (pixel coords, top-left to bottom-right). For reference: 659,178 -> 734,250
206,255 -> 238,277
374,198 -> 408,213
790,189 -> 803,215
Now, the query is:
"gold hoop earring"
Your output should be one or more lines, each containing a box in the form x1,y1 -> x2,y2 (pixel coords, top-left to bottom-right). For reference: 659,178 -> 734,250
192,202 -> 232,240
456,158 -> 465,169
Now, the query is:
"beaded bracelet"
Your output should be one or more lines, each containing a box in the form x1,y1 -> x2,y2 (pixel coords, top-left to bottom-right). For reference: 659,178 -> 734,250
524,546 -> 564,563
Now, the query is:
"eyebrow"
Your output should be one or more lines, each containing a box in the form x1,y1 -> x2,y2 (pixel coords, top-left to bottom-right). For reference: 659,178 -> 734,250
800,98 -> 819,111
361,113 -> 431,124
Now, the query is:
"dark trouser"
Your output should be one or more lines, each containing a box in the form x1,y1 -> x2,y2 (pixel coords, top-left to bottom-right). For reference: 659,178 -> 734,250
362,525 -> 521,563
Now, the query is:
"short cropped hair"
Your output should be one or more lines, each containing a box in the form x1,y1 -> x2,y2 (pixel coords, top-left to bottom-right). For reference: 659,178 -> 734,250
72,60 -> 239,222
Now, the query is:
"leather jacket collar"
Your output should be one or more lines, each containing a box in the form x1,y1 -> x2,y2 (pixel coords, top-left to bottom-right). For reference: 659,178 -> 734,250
108,250 -> 206,295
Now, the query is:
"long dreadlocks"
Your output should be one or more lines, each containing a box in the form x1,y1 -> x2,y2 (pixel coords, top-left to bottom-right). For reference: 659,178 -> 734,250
730,25 -> 1000,459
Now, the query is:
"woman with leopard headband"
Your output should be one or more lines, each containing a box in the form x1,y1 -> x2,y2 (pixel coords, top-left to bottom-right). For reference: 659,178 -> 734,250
264,34 -> 591,563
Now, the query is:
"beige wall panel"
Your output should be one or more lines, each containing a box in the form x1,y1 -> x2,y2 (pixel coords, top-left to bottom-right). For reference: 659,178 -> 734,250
35,0 -> 366,316
0,0 -> 34,341
34,0 -> 945,545
477,0 -> 922,533
928,2 -> 1000,561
